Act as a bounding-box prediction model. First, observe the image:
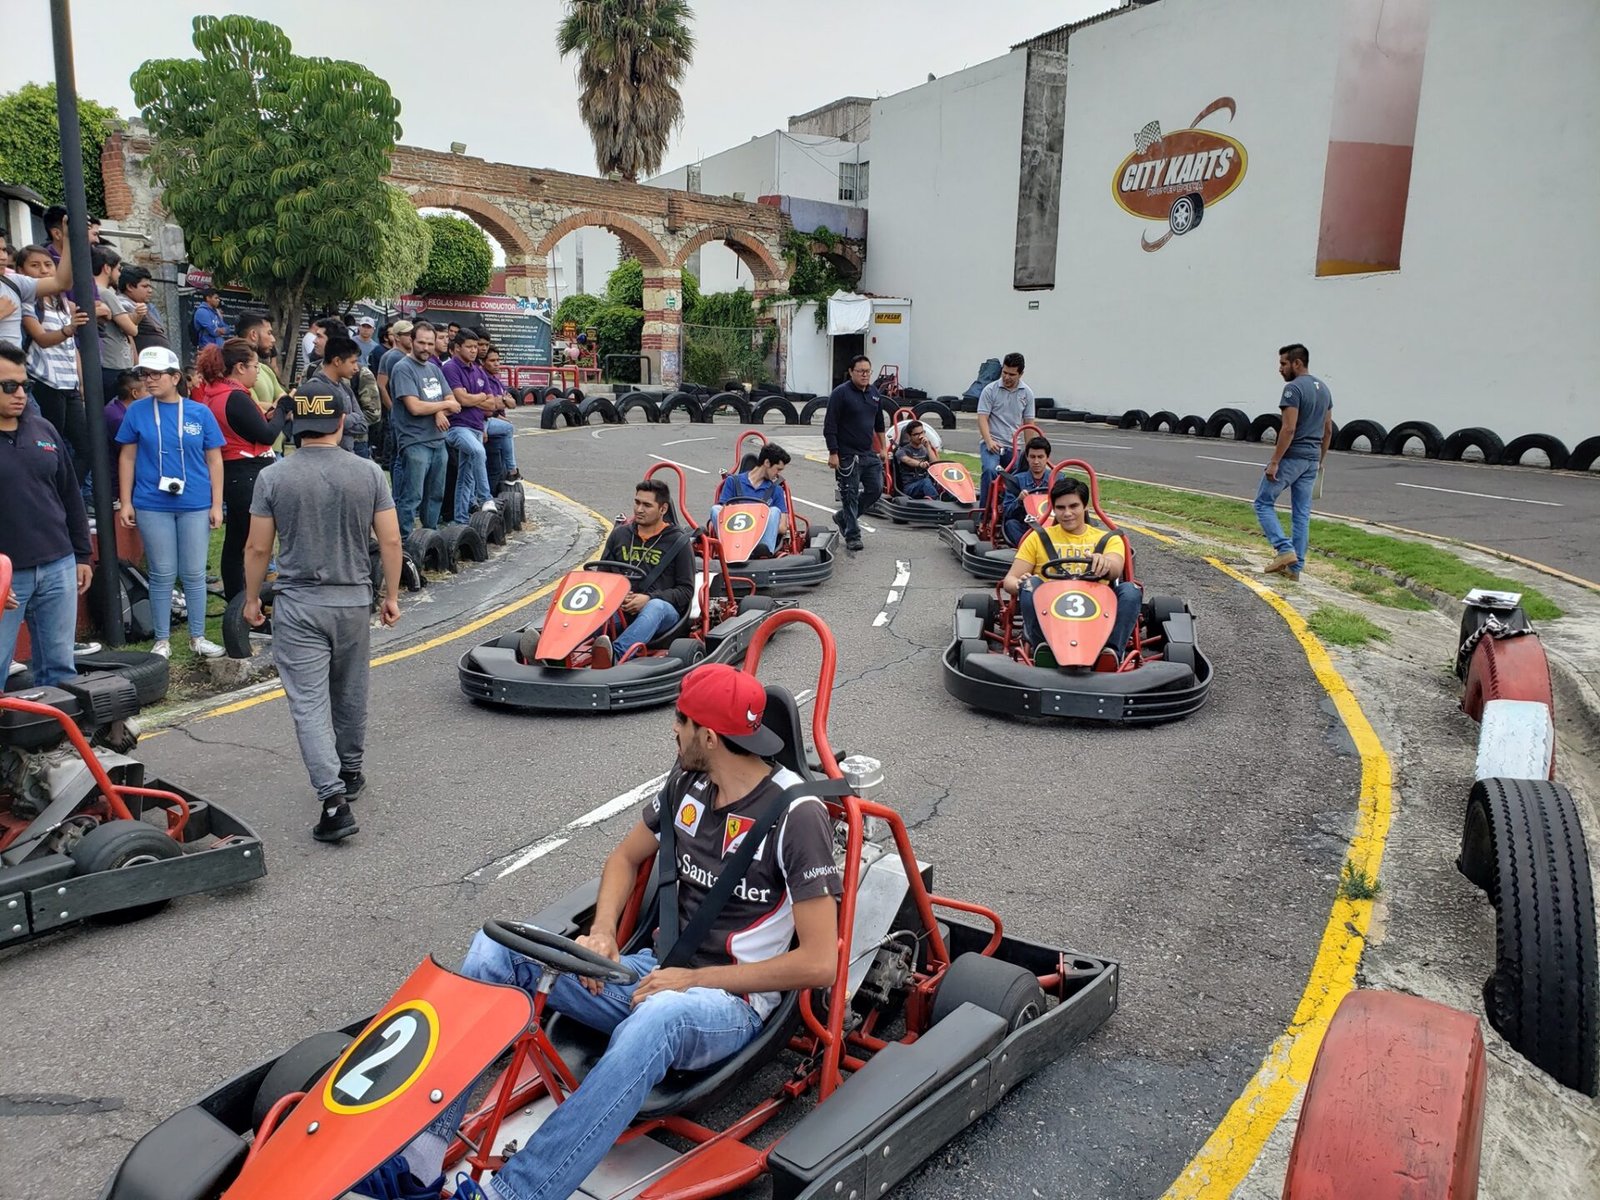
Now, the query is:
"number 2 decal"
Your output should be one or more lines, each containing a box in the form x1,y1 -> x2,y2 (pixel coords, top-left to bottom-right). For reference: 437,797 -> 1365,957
324,1001 -> 439,1114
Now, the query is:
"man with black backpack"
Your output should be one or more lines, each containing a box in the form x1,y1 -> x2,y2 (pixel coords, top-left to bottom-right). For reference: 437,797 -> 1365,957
353,661 -> 843,1200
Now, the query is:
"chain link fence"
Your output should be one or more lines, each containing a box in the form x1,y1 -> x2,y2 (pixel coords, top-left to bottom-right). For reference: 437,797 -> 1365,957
680,323 -> 776,389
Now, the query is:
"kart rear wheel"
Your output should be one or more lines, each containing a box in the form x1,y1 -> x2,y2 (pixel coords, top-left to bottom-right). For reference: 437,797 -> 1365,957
738,595 -> 776,615
1143,594 -> 1188,629
667,638 -> 706,665
69,819 -> 183,924
515,629 -> 544,666
931,952 -> 1046,1032
958,638 -> 990,671
251,1030 -> 355,1130
957,592 -> 998,625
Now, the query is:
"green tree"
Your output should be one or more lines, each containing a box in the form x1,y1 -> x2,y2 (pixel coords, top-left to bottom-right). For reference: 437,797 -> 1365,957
556,0 -> 695,182
414,213 -> 493,296
131,16 -> 402,354
354,186 -> 431,302
0,83 -> 117,216
554,292 -> 603,332
603,256 -> 698,312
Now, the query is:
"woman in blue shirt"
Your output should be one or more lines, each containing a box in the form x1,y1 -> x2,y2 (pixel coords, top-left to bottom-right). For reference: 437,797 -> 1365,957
116,346 -> 226,659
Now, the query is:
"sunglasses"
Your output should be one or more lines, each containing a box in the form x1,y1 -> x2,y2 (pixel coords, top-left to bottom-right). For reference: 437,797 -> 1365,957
0,379 -> 26,395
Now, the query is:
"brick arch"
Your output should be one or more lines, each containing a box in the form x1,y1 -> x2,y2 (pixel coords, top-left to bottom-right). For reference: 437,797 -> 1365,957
404,188 -> 537,258
534,211 -> 669,267
674,225 -> 785,283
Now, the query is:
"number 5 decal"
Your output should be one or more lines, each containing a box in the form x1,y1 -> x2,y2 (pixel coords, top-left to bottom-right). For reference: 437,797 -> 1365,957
324,1000 -> 440,1114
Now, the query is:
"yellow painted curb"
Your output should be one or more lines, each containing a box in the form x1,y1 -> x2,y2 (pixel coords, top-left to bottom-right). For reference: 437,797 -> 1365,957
1161,558 -> 1394,1199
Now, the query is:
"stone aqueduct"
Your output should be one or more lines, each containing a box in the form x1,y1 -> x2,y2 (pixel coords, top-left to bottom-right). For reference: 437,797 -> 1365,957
102,132 -> 793,385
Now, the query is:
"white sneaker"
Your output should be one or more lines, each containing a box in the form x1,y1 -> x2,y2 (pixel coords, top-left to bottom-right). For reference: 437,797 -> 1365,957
151,640 -> 172,659
7,661 -> 26,678
192,636 -> 225,659
482,498 -> 500,514
74,641 -> 102,656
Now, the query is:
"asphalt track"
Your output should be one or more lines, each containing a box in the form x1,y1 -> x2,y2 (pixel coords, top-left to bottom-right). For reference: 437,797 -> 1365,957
0,413 -> 1368,1199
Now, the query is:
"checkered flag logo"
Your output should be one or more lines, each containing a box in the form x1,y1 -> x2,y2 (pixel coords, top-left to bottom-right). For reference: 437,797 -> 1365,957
1135,120 -> 1162,153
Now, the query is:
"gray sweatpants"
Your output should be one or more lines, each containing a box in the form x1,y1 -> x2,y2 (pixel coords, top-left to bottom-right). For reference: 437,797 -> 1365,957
271,593 -> 372,804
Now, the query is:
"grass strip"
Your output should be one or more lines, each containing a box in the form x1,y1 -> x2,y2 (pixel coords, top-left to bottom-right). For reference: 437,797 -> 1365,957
1307,604 -> 1390,647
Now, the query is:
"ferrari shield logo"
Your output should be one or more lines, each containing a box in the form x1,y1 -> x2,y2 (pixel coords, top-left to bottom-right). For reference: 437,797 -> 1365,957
722,815 -> 753,857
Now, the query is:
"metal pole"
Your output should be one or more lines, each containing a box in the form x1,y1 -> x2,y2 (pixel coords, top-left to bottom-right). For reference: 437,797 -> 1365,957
51,0 -> 122,645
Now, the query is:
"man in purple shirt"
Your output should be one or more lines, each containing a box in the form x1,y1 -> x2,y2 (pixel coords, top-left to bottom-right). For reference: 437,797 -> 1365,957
439,329 -> 499,523
480,344 -> 520,485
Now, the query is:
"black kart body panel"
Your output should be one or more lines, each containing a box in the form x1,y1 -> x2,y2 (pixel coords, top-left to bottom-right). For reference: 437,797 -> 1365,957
939,525 -> 1017,581
872,495 -> 977,528
718,530 -> 838,592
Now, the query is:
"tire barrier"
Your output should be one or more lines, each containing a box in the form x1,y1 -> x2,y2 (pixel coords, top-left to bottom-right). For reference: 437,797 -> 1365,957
399,549 -> 425,591
539,399 -> 581,430
1118,409 -> 1149,431
1178,414 -> 1208,437
1458,778 -> 1598,1096
1282,990 -> 1486,1199
1331,418 -> 1385,453
577,396 -> 622,425
439,521 -> 488,565
1248,412 -> 1281,444
1461,626 -> 1553,722
1382,420 -> 1445,458
660,392 -> 706,423
1570,436 -> 1600,473
704,392 -> 753,423
1204,407 -> 1251,441
617,392 -> 661,423
1475,699 -> 1555,782
1142,410 -> 1181,433
751,396 -> 801,425
1502,432 -> 1570,470
495,484 -> 525,531
562,386 -> 585,403
468,508 -> 506,547
799,396 -> 828,426
405,527 -> 448,574
913,399 -> 956,430
1441,426 -> 1505,465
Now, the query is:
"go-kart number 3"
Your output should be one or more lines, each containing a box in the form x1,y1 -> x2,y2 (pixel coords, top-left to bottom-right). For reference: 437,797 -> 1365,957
1050,592 -> 1101,621
558,583 -> 604,615
325,1001 -> 439,1113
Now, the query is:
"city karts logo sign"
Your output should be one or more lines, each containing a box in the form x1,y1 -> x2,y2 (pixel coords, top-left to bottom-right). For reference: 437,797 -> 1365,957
1113,97 -> 1247,252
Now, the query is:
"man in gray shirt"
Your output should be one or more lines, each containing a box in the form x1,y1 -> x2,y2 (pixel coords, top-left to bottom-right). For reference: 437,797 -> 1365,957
1256,342 -> 1333,581
386,321 -> 459,536
976,351 -> 1035,507
242,392 -> 402,843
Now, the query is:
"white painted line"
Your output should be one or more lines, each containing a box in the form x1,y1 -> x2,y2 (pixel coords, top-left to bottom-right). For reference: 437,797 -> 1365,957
793,496 -> 875,534
1395,482 -> 1561,507
495,835 -> 570,880
1054,441 -> 1133,450
1196,454 -> 1263,468
648,454 -> 709,474
873,559 -> 912,627
662,437 -> 716,447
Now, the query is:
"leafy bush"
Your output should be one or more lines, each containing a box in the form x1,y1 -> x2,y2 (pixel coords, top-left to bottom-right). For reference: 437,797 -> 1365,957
0,83 -> 117,216
554,292 -> 603,332
604,258 -> 699,314
592,302 -> 644,382
415,213 -> 493,295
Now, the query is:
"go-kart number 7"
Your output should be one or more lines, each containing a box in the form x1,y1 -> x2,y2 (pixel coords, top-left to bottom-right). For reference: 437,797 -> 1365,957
326,1002 -> 439,1113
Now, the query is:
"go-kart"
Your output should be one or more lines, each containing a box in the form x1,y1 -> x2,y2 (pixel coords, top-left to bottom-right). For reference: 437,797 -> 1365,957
941,470 -> 1214,723
107,609 -> 1116,1200
709,431 -> 837,591
941,422 -> 1057,580
872,406 -> 980,528
459,463 -> 787,711
0,557 -> 265,946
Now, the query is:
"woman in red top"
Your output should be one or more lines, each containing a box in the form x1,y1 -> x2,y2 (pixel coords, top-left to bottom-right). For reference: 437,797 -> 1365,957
197,338 -> 289,600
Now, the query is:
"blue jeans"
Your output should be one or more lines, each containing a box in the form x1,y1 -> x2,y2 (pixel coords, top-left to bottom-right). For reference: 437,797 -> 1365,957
1002,508 -> 1031,548
352,439 -> 373,460
834,453 -> 883,542
899,473 -> 938,500
138,507 -> 211,640
485,417 -> 517,475
978,444 -> 1015,512
413,934 -> 762,1200
394,441 -> 447,537
445,427 -> 490,521
710,503 -> 780,554
1020,578 -> 1143,662
612,597 -> 681,657
0,554 -> 78,686
1254,453 -> 1319,571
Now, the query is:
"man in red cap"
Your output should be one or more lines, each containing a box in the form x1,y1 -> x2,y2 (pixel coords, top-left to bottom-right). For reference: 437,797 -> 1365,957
359,663 -> 844,1200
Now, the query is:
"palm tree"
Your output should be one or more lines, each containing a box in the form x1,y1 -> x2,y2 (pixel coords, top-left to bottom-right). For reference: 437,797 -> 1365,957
557,0 -> 695,182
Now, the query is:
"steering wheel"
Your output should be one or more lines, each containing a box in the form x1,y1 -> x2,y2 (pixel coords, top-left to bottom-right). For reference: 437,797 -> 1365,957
482,920 -> 640,985
583,559 -> 647,582
1038,554 -> 1104,581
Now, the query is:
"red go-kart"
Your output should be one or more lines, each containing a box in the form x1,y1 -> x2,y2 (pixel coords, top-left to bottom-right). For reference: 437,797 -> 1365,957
942,461 -> 1214,723
459,463 -> 785,711
708,430 -> 837,591
941,421 -> 1057,579
108,610 -> 1118,1200
874,406 -> 980,528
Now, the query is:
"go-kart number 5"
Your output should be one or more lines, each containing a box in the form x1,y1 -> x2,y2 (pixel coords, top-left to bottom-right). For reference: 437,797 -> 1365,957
723,511 -> 756,533
558,583 -> 605,615
1050,591 -> 1101,621
324,1001 -> 439,1114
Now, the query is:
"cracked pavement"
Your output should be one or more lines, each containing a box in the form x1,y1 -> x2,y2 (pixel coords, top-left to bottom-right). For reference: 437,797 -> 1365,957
0,416 -> 1363,1198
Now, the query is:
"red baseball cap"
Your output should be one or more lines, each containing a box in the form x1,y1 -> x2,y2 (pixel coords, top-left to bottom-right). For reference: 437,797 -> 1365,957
677,663 -> 784,756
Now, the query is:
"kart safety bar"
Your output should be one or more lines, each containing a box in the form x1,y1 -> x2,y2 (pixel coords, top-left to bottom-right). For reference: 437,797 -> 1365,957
644,460 -> 701,534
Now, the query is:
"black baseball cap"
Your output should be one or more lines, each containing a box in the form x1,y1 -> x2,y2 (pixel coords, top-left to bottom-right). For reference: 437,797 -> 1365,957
291,388 -> 345,435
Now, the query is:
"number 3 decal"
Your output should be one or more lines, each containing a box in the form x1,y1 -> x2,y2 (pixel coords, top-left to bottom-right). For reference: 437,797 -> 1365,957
1050,591 -> 1101,621
324,1000 -> 440,1114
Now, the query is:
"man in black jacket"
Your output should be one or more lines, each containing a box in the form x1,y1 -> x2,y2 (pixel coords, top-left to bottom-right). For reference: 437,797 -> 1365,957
822,354 -> 887,551
590,478 -> 694,669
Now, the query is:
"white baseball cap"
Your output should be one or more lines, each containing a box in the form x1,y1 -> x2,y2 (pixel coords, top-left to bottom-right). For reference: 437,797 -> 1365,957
136,346 -> 182,372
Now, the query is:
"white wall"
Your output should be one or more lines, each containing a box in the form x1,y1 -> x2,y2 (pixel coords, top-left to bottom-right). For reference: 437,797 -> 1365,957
862,0 -> 1600,447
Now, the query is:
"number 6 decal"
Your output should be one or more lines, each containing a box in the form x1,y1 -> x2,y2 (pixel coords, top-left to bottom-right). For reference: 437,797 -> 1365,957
324,1000 -> 440,1114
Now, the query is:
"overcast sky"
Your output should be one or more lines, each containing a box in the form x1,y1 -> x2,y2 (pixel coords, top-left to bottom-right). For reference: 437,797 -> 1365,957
2,1 -> 1107,178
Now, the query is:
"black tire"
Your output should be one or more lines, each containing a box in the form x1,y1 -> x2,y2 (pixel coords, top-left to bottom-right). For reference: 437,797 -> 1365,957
705,392 -> 753,423
1502,433 -> 1570,470
1332,419 -> 1387,453
495,487 -> 525,532
1569,436 -> 1600,473
930,952 -> 1047,1032
666,637 -> 706,665
1178,414 -> 1208,437
1143,594 -> 1188,629
539,400 -> 578,430
958,638 -> 990,671
1168,192 -> 1204,236
914,400 -> 957,430
251,1031 -> 354,1130
1142,410 -> 1181,433
1382,420 -> 1445,458
439,522 -> 487,565
752,396 -> 801,425
405,528 -> 446,573
469,509 -> 506,547
1457,778 -> 1598,1096
221,592 -> 267,659
399,550 -> 425,591
1440,426 -> 1505,465
617,392 -> 661,423
1163,636 -> 1199,671
578,396 -> 622,425
738,595 -> 776,615
1118,409 -> 1150,431
562,387 -> 585,403
1248,412 -> 1282,444
1454,602 -> 1530,680
70,650 -> 170,708
1205,407 -> 1251,441
957,591 -> 998,625
69,819 -> 182,924
660,392 -> 705,424
799,397 -> 828,426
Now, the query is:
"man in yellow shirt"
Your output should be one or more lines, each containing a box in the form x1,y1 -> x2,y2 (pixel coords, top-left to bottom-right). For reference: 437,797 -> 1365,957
1001,477 -> 1141,666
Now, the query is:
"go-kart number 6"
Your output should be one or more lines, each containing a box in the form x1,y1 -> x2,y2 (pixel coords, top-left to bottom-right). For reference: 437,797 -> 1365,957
558,583 -> 604,615
324,1001 -> 440,1114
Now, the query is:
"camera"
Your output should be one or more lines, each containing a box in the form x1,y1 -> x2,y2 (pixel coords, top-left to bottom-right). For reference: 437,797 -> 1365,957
159,476 -> 186,496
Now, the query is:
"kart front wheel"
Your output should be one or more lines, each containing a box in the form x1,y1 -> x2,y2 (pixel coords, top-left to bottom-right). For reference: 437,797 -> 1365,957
69,820 -> 183,924
930,952 -> 1046,1032
251,1030 -> 354,1130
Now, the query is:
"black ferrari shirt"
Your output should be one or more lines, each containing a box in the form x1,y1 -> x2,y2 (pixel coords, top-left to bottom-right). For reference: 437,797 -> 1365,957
0,411 -> 92,569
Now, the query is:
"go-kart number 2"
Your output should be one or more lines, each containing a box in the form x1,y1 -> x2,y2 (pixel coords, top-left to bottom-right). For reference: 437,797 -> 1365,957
325,1001 -> 439,1114
1050,591 -> 1101,621
558,583 -> 604,615
723,511 -> 757,533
